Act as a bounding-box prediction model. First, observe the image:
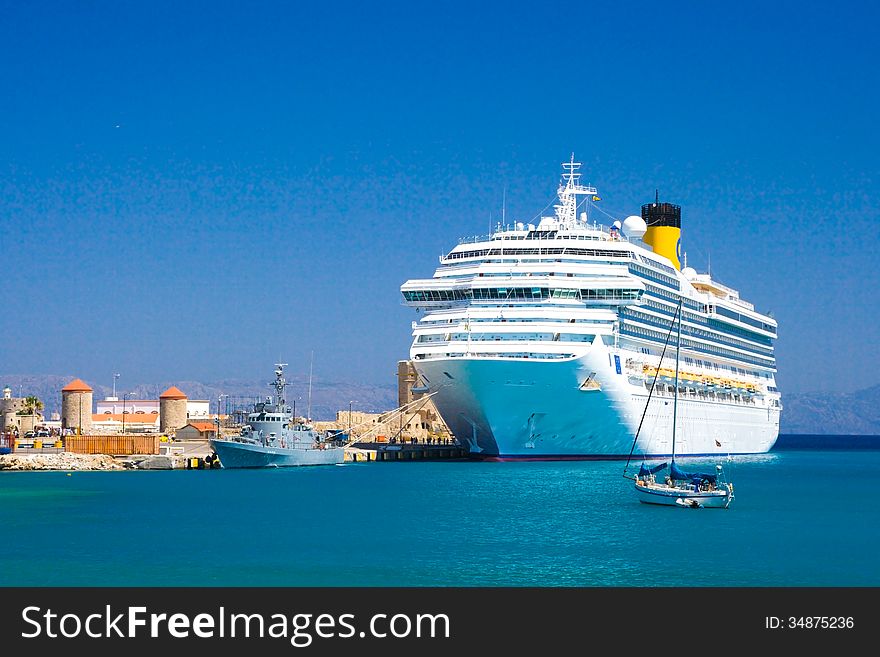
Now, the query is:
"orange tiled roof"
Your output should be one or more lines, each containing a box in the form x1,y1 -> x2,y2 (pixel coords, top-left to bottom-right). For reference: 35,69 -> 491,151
159,386 -> 187,400
62,378 -> 93,393
184,422 -> 218,433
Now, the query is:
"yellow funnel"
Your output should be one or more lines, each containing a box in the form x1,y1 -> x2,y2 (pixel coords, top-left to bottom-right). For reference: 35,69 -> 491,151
641,201 -> 682,270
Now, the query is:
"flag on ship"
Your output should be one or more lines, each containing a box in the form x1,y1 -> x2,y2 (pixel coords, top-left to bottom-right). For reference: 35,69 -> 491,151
715,439 -> 722,447
592,195 -> 601,201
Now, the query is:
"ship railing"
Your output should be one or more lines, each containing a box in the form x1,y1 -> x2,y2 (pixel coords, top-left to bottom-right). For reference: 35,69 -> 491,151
454,222 -> 637,247
458,233 -> 492,244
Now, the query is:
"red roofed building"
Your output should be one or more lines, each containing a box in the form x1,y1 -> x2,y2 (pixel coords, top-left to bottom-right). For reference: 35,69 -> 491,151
175,421 -> 219,441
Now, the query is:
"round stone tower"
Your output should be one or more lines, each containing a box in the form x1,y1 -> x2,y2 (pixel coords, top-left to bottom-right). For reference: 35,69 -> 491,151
61,378 -> 94,435
159,386 -> 188,434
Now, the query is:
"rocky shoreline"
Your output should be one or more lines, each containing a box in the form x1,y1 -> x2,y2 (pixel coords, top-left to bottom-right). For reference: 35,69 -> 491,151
0,453 -> 127,471
0,452 -> 213,471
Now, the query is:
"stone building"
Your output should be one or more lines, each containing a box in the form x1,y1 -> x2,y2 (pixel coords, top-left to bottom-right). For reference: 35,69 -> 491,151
0,385 -> 46,434
313,361 -> 452,444
314,362 -> 452,442
1,386 -> 24,433
159,386 -> 188,434
61,378 -> 93,435
395,360 -> 450,440
397,360 -> 423,409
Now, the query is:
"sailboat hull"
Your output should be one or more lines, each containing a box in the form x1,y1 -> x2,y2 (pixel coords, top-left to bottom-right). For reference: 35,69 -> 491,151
635,482 -> 733,508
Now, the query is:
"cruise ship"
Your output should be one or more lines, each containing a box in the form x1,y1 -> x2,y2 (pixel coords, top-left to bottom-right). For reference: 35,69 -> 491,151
400,156 -> 781,459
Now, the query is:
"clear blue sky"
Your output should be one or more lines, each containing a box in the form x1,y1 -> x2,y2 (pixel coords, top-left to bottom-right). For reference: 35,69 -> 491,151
1,0 -> 877,394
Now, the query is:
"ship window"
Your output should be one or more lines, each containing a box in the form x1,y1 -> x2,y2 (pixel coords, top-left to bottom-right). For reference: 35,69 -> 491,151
558,333 -> 595,342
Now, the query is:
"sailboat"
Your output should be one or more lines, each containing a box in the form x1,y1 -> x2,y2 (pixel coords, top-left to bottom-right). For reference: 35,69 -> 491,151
628,299 -> 734,509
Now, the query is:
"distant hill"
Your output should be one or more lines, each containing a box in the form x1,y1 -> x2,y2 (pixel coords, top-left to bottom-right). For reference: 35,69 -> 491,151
0,373 -> 397,422
4,374 -> 879,435
779,384 -> 880,435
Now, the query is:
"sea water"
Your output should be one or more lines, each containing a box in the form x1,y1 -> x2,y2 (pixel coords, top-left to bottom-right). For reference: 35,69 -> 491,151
1,444 -> 878,586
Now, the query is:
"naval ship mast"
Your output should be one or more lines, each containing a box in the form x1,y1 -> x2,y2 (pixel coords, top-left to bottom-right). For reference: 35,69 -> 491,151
272,363 -> 289,411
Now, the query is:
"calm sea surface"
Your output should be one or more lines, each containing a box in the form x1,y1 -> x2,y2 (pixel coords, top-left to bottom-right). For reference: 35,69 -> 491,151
2,443 -> 878,586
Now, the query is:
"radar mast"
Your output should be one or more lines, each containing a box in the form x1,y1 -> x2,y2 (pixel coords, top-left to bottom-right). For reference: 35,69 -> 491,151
553,153 -> 598,228
272,363 -> 288,407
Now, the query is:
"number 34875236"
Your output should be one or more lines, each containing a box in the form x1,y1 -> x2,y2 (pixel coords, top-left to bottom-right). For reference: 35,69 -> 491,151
766,617 -> 854,629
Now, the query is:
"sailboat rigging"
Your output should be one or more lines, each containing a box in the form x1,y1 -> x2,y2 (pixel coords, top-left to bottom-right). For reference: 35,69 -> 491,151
625,298 -> 734,509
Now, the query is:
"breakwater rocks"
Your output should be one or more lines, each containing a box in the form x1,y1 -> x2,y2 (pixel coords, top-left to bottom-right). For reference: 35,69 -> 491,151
0,453 -> 219,471
0,453 -> 126,471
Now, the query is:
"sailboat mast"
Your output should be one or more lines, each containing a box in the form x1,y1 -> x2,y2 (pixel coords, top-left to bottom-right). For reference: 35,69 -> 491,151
671,299 -> 683,457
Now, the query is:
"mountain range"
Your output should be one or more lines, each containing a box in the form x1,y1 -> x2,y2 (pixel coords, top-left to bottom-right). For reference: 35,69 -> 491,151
2,374 -> 879,436
776,383 -> 880,435
0,373 -> 397,422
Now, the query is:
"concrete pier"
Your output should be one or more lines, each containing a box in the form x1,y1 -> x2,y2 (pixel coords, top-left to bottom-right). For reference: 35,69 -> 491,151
344,442 -> 467,462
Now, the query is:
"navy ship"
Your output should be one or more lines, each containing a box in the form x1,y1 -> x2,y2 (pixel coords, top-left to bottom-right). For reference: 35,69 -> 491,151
210,364 -> 345,468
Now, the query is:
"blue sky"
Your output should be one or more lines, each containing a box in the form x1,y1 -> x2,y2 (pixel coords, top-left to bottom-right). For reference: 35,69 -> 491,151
1,1 -> 877,393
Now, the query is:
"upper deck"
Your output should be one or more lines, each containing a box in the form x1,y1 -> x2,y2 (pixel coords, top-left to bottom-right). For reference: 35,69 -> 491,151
401,156 -> 778,344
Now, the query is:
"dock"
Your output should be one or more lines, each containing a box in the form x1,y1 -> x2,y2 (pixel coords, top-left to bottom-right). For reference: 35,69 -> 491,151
344,441 -> 467,462
1,436 -> 467,470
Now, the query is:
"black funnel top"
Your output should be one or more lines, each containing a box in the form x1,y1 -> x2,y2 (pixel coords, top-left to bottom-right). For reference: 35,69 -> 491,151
641,197 -> 681,229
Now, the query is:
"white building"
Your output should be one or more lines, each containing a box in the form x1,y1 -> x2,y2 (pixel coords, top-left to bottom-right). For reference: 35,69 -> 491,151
91,413 -> 161,434
96,398 -> 159,415
185,400 -> 211,418
96,397 -> 212,419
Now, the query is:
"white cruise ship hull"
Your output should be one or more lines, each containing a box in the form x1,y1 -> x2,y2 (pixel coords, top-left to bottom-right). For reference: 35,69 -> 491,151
414,350 -> 779,459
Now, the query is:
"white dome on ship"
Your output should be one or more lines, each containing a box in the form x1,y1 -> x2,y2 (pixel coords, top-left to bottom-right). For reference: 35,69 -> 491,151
622,215 -> 647,239
682,266 -> 698,280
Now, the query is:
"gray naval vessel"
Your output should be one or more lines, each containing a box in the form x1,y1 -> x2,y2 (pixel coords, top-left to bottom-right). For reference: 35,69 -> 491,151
209,364 -> 345,468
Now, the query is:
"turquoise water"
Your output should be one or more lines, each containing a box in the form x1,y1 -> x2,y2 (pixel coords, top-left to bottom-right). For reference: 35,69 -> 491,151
1,450 -> 878,586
